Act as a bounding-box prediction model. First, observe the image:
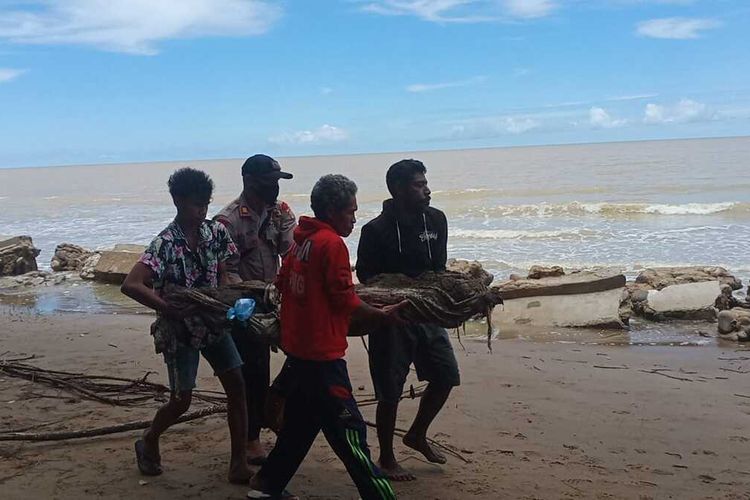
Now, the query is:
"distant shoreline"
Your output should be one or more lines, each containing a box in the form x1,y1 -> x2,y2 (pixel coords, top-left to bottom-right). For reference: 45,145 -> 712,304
1,134 -> 748,171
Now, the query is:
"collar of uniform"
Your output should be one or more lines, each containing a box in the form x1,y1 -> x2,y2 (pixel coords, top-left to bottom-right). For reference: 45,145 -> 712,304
239,193 -> 267,219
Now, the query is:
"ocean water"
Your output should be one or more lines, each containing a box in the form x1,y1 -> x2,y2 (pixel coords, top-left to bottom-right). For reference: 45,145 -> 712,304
1,137 -> 749,282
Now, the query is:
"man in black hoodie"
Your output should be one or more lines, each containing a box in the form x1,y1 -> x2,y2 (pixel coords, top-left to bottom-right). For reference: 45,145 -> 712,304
356,159 -> 460,481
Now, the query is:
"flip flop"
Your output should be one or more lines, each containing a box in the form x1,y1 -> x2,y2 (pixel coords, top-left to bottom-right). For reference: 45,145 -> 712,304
134,439 -> 162,476
247,488 -> 297,499
247,455 -> 268,466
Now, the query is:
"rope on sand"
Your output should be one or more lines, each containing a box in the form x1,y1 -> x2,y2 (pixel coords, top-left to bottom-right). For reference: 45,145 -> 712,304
0,360 -> 470,463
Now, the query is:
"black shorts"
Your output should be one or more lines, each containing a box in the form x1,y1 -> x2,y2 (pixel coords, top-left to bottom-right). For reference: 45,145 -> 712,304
368,324 -> 460,404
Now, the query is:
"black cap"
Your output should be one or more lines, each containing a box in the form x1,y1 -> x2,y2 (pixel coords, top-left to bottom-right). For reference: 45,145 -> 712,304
241,154 -> 293,179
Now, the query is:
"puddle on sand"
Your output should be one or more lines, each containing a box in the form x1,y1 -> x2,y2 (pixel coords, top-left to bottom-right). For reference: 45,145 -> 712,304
0,278 -> 150,316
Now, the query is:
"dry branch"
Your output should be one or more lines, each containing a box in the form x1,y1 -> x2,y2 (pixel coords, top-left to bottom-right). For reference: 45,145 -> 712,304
0,405 -> 225,442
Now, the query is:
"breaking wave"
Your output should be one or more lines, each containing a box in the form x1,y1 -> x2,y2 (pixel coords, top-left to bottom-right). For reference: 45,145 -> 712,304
451,228 -> 600,240
471,201 -> 747,218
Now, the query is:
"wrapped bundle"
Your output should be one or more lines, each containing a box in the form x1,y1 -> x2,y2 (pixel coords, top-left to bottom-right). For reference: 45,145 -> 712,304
161,281 -> 281,346
161,270 -> 503,350
356,271 -> 503,350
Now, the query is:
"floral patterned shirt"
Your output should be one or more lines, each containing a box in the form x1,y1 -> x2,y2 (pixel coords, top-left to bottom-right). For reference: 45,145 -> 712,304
139,219 -> 238,291
138,219 -> 238,356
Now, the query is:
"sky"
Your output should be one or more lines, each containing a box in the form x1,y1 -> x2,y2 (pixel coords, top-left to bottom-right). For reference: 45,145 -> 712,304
0,0 -> 748,168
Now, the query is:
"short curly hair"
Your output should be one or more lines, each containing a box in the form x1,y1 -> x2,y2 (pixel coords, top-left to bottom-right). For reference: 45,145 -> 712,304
311,174 -> 358,219
168,167 -> 214,204
386,159 -> 426,197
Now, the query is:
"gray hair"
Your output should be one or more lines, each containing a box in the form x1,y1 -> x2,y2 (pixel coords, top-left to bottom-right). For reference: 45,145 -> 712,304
311,174 -> 358,219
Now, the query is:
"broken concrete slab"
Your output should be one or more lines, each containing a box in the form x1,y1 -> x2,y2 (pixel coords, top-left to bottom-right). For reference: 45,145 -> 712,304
0,235 -> 41,276
493,272 -> 625,300
636,266 -> 741,291
112,244 -> 146,253
636,280 -> 720,321
492,271 -> 626,330
93,249 -> 142,284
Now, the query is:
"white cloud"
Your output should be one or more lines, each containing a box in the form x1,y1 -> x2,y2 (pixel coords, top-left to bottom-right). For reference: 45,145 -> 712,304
0,0 -> 282,55
589,107 -> 626,128
449,115 -> 540,139
361,0 -> 557,23
643,99 -> 714,124
269,124 -> 349,145
504,116 -> 539,133
607,93 -> 659,102
0,68 -> 25,83
406,76 -> 486,93
504,0 -> 556,19
636,17 -> 720,40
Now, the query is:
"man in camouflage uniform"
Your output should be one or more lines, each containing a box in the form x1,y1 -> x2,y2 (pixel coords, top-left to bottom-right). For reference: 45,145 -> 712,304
215,154 -> 296,465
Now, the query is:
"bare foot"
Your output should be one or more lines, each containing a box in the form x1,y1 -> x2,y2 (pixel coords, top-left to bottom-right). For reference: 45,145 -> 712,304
403,433 -> 447,464
378,460 -> 416,481
247,439 -> 267,465
142,431 -> 161,462
228,461 -> 251,485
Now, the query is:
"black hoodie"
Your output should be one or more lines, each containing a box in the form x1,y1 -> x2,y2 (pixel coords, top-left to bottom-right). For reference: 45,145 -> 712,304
356,199 -> 447,284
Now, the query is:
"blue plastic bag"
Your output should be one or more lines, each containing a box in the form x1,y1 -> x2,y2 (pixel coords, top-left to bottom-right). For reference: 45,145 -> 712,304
227,298 -> 256,322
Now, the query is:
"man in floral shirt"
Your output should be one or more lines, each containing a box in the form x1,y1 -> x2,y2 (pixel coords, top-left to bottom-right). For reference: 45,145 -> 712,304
121,167 -> 250,484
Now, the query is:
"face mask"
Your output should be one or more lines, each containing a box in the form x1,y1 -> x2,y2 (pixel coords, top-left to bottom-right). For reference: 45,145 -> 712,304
254,183 -> 280,205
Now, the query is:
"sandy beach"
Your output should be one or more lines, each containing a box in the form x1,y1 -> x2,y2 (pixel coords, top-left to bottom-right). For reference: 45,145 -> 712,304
2,311 -> 750,499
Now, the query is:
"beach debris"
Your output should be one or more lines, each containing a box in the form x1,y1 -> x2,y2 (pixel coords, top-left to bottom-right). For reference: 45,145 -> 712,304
717,309 -> 750,341
0,360 -> 469,459
0,236 -> 40,276
715,284 -> 750,311
92,247 -> 143,284
639,369 -> 693,382
635,266 -> 741,291
0,405 -> 226,442
492,271 -> 626,329
593,365 -> 629,370
0,360 -> 225,407
719,367 -> 750,374
50,243 -> 94,272
79,253 -> 101,280
527,265 -> 565,280
632,281 -> 720,321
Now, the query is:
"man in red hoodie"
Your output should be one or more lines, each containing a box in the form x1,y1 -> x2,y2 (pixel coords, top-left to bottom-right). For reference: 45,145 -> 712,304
249,174 -> 402,500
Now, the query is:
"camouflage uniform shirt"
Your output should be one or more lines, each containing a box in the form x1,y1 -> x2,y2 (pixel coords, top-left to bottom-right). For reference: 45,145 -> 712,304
214,194 -> 296,283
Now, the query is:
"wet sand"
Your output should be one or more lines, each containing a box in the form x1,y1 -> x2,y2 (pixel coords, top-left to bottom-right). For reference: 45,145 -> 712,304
2,311 -> 750,499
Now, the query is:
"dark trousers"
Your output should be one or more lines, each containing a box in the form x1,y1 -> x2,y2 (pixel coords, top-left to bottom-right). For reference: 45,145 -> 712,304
231,329 -> 270,441
257,357 -> 396,500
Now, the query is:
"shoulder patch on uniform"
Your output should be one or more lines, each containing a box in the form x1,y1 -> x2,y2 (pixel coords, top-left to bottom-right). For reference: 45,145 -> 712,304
240,206 -> 251,217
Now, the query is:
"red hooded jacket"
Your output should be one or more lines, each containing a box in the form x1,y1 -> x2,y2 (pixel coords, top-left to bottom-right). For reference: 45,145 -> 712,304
276,216 -> 362,361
